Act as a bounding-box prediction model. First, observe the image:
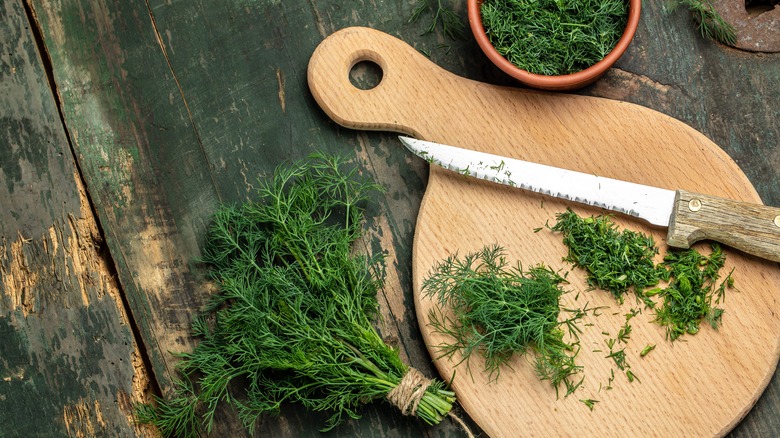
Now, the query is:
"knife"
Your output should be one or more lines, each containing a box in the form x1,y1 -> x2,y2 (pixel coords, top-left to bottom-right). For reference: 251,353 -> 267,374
399,136 -> 780,263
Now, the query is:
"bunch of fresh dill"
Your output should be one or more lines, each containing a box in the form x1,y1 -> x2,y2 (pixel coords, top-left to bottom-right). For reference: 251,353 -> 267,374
423,245 -> 582,393
136,154 -> 456,437
480,0 -> 629,75
653,243 -> 735,340
550,209 -> 665,303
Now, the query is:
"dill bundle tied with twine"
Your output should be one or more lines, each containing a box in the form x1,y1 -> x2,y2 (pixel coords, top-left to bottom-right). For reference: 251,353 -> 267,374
136,154 -> 469,437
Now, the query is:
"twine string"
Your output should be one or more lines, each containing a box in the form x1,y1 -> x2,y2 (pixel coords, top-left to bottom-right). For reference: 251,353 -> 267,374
386,367 -> 431,416
387,368 -> 475,438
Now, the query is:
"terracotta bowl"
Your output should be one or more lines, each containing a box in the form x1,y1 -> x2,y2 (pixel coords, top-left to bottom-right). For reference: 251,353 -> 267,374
468,0 -> 641,91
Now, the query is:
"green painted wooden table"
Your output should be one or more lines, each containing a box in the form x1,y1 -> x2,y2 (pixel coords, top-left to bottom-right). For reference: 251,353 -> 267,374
1,0 -> 778,436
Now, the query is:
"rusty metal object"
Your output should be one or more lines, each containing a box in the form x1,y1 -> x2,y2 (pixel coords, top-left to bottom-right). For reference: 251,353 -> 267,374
711,0 -> 780,52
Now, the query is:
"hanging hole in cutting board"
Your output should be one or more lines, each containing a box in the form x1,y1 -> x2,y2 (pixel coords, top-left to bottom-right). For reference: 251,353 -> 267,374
349,60 -> 383,90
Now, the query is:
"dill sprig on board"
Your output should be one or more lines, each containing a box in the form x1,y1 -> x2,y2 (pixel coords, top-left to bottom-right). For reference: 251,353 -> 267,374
135,154 -> 456,437
480,0 -> 629,75
422,245 -> 582,393
550,209 -> 665,303
654,243 -> 735,340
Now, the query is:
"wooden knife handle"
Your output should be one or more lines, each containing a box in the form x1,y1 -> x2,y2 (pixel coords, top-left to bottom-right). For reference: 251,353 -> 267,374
667,189 -> 780,262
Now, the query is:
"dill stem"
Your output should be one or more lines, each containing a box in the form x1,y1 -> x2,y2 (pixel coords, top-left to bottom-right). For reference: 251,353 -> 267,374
364,376 -> 396,391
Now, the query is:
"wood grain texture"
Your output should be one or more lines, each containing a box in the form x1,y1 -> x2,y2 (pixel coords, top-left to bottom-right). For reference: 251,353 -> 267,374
308,26 -> 780,438
0,1 -> 152,436
15,0 -> 778,436
28,0 -> 222,402
668,190 -> 780,262
28,0 -> 467,436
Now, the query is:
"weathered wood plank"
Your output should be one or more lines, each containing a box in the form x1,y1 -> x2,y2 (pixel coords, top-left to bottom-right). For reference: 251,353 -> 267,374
0,0 -> 152,436
26,0 -> 241,435
28,0 -> 221,375
26,0 -> 779,437
28,0 -> 471,435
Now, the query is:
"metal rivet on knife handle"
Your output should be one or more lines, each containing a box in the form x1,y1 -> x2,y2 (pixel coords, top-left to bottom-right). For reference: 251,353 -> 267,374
775,215 -> 780,228
688,199 -> 702,212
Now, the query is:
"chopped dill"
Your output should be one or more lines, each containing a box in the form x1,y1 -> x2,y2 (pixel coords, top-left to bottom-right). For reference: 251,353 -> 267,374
550,209 -> 665,303
616,322 -> 632,344
480,0 -> 629,75
604,331 -> 640,384
422,245 -> 583,393
606,369 -> 615,389
654,243 -> 735,340
550,210 -> 735,342
581,398 -> 599,411
617,309 -> 639,344
605,339 -> 629,371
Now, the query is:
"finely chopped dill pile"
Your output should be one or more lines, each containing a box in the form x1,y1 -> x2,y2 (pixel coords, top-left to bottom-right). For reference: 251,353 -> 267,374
550,209 -> 735,341
550,209 -> 664,302
652,244 -> 734,340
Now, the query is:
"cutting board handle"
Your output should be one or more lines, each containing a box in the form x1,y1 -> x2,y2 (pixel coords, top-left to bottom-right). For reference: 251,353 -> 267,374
306,28 -> 756,206
307,27 -> 472,137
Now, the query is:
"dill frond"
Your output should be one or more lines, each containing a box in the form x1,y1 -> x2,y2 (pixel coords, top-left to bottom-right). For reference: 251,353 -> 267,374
423,245 -> 583,392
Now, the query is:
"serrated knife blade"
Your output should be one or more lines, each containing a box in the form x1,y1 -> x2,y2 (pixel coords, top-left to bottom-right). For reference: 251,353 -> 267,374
399,136 -> 780,263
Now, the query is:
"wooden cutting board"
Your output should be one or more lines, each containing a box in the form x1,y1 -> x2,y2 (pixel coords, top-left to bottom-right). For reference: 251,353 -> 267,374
307,27 -> 780,437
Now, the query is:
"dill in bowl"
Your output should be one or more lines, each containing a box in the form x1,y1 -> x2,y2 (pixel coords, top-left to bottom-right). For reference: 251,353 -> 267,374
480,0 -> 629,75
